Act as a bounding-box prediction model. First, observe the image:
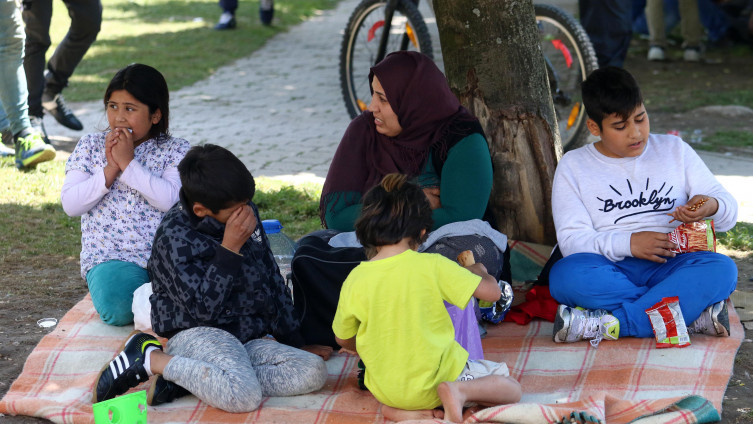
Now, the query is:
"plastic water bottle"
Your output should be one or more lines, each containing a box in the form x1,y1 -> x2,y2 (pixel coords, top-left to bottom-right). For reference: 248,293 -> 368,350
262,219 -> 296,285
690,129 -> 703,144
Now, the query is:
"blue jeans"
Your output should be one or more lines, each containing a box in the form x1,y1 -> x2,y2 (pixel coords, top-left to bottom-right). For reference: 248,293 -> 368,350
550,252 -> 737,338
86,260 -> 149,326
0,0 -> 31,136
579,0 -> 633,68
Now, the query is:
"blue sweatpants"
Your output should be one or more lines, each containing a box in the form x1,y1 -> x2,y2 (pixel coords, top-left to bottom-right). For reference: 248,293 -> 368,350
550,252 -> 737,338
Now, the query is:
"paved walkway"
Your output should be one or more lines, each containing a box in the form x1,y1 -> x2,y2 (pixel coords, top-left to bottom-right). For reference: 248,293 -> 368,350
46,0 -> 752,223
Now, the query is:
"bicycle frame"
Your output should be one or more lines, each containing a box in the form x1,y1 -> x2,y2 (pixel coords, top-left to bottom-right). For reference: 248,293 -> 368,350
375,0 -> 421,64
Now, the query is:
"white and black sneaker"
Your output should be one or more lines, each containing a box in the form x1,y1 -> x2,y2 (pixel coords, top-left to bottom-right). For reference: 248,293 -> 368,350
688,300 -> 730,337
92,332 -> 162,403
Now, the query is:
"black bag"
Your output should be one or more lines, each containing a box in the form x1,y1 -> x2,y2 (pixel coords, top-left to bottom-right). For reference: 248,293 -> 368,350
290,235 -> 366,349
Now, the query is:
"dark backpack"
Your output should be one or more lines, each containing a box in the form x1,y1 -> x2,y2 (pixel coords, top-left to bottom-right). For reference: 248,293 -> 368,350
290,235 -> 366,349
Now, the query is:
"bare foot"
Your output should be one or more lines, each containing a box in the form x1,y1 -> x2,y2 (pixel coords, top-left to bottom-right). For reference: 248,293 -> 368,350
381,404 -> 441,422
437,381 -> 467,423
463,405 -> 484,421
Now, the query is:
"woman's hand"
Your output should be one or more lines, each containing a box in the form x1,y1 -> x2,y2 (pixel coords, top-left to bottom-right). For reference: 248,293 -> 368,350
109,127 -> 135,171
423,187 -> 442,210
221,205 -> 257,253
667,195 -> 718,224
630,231 -> 678,263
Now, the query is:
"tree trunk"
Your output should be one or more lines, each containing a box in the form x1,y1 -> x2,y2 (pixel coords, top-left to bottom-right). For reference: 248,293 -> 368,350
434,0 -> 559,245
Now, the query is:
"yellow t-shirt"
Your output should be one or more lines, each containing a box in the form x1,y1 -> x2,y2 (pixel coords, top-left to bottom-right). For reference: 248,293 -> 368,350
332,249 -> 481,410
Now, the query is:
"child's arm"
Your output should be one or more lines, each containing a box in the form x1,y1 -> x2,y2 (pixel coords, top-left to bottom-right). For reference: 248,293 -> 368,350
466,263 -> 501,304
552,155 -> 633,262
630,231 -> 678,263
117,138 -> 190,212
456,251 -> 500,303
335,336 -> 357,355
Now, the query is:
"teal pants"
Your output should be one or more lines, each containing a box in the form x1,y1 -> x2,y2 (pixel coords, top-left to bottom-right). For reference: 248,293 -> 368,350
87,260 -> 148,326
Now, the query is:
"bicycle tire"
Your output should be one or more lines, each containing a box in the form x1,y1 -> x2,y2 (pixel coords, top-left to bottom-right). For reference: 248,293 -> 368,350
340,0 -> 433,119
535,4 -> 598,151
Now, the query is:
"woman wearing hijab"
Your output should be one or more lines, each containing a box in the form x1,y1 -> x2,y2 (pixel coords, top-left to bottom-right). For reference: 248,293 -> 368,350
293,52 -> 508,354
321,51 -> 505,277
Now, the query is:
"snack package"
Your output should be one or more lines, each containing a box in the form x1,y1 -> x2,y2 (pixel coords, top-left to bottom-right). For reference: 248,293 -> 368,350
645,296 -> 691,348
667,219 -> 716,253
479,280 -> 514,324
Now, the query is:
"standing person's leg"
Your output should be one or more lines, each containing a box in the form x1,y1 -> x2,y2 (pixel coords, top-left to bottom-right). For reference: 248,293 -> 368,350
215,0 -> 237,29
39,0 -> 100,130
0,0 -> 55,167
159,327 -> 265,412
21,0 -> 52,120
0,1 -> 30,137
678,0 -> 703,60
579,0 -> 633,67
86,260 -> 149,326
646,0 -> 668,57
610,252 -> 737,338
244,338 -> 327,396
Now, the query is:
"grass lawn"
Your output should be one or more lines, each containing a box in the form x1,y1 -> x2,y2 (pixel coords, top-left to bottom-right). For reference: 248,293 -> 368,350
49,0 -> 340,102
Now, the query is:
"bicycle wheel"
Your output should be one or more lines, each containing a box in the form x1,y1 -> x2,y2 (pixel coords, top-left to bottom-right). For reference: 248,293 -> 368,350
535,4 -> 598,151
340,0 -> 433,119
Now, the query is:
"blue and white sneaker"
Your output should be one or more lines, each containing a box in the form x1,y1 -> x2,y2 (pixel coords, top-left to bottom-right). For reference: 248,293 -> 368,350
92,332 -> 162,403
553,305 -> 619,347
688,300 -> 730,337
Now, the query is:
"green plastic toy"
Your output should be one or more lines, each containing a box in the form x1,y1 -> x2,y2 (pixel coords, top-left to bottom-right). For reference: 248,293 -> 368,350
92,390 -> 148,424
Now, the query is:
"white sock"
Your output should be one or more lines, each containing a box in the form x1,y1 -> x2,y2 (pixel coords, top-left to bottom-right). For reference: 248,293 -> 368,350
143,345 -> 160,376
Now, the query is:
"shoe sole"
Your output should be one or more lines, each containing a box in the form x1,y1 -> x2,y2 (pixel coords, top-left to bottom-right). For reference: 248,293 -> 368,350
553,305 -> 571,343
91,330 -> 141,404
713,301 -> 730,337
17,148 -> 55,169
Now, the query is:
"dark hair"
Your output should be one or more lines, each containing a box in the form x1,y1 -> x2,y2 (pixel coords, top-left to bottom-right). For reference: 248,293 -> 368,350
104,63 -> 170,140
355,173 -> 433,257
581,66 -> 643,130
178,144 -> 256,213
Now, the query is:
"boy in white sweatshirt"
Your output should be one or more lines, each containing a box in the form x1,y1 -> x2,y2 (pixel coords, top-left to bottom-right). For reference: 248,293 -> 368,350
550,66 -> 738,345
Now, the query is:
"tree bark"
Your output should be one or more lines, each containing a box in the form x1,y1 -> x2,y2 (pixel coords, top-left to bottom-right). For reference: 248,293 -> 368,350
434,0 -> 559,245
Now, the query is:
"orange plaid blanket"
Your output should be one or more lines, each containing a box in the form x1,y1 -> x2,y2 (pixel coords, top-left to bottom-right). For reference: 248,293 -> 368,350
0,293 -> 741,424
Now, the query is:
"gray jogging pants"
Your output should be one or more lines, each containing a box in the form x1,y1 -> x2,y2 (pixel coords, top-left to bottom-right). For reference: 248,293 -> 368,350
161,326 -> 327,413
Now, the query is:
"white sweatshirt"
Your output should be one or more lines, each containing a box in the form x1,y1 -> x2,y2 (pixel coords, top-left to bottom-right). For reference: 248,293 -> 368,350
552,133 -> 738,261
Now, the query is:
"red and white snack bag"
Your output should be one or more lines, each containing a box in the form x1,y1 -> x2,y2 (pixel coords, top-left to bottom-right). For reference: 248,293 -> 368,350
645,296 -> 691,348
667,219 -> 716,253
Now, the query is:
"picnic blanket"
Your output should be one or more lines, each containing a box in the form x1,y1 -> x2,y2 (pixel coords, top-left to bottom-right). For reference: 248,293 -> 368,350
0,242 -> 744,424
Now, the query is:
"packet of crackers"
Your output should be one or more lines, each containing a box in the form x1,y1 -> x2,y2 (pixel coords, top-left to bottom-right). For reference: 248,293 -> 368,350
667,219 -> 716,253
645,296 -> 690,348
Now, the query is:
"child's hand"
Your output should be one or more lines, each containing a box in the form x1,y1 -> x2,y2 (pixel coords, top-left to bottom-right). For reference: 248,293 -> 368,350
630,231 -> 678,263
667,195 -> 718,224
338,347 -> 358,356
110,127 -> 135,170
302,344 -> 334,360
104,133 -> 121,172
221,204 -> 256,253
422,187 -> 442,210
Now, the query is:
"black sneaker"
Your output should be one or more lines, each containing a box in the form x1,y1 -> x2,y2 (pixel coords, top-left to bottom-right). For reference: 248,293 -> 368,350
92,332 -> 162,403
147,375 -> 190,406
29,116 -> 50,144
42,92 -> 83,131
